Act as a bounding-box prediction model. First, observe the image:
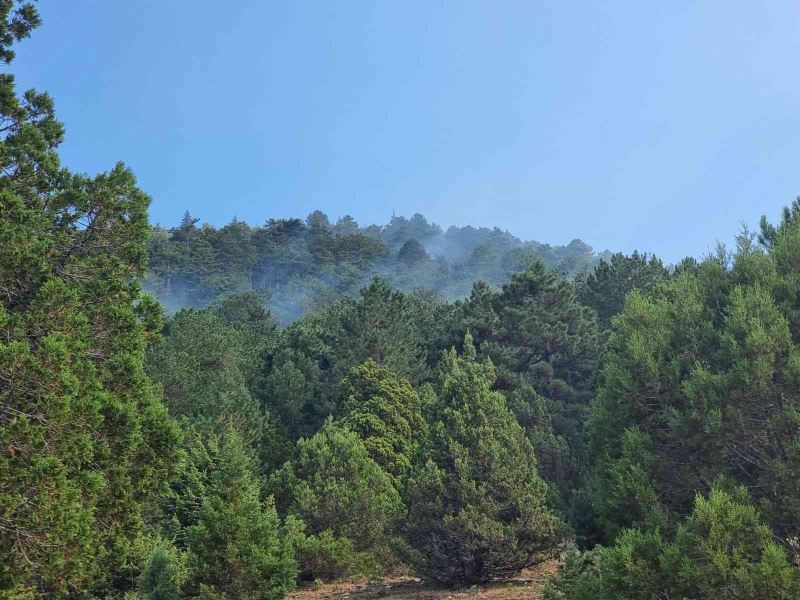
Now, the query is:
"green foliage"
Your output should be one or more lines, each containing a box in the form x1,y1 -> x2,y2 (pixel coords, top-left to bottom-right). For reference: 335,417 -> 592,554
260,280 -> 438,441
0,1 -> 39,64
285,519 -> 379,583
146,307 -> 273,447
270,420 -> 403,557
184,430 -> 297,600
443,262 -> 603,510
576,251 -> 668,326
405,337 -> 564,584
339,360 -> 425,483
561,204 -> 800,600
144,428 -> 297,599
545,486 -> 800,600
10,5 -> 800,597
0,4 -> 180,595
397,238 -> 430,266
342,278 -> 431,381
589,428 -> 664,541
210,291 -> 278,383
139,543 -> 186,600
146,211 -> 599,324
587,225 -> 800,545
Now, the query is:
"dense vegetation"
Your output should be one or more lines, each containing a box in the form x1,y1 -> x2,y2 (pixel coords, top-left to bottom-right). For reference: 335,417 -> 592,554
3,4 -> 800,599
146,210 -> 601,323
543,215 -> 800,599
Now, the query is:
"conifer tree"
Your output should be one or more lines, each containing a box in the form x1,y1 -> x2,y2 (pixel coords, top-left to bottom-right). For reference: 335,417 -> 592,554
576,251 -> 668,326
270,420 -> 403,554
397,238 -> 430,266
186,430 -> 296,600
140,544 -> 184,600
146,308 -> 272,448
0,3 -> 180,595
339,360 -> 425,483
546,486 -> 800,600
405,336 -> 563,584
586,206 -> 800,550
341,278 -> 427,381
454,263 -> 602,509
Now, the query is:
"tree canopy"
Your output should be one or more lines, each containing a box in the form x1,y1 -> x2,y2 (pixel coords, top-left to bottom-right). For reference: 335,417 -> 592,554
5,5 -> 800,599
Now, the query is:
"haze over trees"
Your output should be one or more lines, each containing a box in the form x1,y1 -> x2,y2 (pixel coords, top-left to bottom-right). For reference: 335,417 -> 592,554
146,210 -> 602,323
3,4 -> 800,600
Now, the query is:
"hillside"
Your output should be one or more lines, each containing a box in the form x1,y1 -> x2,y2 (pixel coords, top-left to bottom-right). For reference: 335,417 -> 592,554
145,211 -> 602,322
6,5 -> 800,600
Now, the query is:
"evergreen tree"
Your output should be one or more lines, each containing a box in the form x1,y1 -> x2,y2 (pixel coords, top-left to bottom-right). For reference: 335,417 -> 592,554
397,238 -> 430,266
270,420 -> 403,555
546,486 -> 800,600
586,207 -> 800,551
450,263 -> 602,509
139,544 -> 185,600
0,4 -> 180,595
261,279 -> 435,443
332,214 -> 359,236
405,336 -> 563,584
146,206 -> 599,325
306,210 -> 331,232
146,308 -> 272,448
186,430 -> 296,600
262,347 -> 325,441
576,251 -> 668,326
486,262 -> 600,400
339,360 -> 425,483
340,278 -> 427,381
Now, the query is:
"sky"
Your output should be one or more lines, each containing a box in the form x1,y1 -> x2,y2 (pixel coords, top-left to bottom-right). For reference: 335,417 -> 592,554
12,1 -> 800,262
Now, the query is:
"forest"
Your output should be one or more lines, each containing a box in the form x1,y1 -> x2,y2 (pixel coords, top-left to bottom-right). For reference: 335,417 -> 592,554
3,4 -> 800,600
145,210 -> 600,323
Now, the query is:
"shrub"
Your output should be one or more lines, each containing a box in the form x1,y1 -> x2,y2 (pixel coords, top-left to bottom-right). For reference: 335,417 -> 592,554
286,519 -> 379,582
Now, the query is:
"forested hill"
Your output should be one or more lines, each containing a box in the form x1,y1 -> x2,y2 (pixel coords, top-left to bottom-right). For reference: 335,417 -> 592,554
146,210 -> 604,323
12,4 -> 800,599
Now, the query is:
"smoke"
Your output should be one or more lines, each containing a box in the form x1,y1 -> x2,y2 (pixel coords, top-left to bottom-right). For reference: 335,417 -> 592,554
145,212 -> 601,326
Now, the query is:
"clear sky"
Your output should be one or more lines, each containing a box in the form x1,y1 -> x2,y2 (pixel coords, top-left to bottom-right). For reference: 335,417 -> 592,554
12,1 -> 800,262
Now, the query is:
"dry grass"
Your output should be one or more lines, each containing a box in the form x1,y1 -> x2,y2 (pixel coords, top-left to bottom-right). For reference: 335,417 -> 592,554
288,560 -> 560,600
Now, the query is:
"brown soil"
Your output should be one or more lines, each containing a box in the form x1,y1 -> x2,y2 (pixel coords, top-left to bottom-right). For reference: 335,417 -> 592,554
287,560 -> 560,600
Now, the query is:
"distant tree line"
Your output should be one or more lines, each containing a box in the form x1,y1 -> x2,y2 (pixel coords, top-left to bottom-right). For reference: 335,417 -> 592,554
146,209 -> 600,323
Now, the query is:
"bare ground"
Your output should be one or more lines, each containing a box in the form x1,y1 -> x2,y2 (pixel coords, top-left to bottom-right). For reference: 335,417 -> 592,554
287,560 -> 560,600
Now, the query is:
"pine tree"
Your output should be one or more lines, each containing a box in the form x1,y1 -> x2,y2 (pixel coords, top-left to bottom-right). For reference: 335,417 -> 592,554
545,486 -> 800,600
146,308 -> 272,448
455,263 -> 602,509
139,544 -> 184,600
586,206 -> 800,549
0,4 -> 180,595
405,336 -> 563,584
270,419 -> 403,554
341,278 -> 427,381
576,251 -> 668,327
397,238 -> 430,266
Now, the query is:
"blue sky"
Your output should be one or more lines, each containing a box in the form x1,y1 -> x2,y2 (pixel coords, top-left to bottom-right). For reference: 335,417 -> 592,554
12,1 -> 800,262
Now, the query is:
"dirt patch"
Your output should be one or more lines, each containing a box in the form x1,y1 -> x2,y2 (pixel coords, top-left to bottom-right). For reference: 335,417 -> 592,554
288,560 -> 560,600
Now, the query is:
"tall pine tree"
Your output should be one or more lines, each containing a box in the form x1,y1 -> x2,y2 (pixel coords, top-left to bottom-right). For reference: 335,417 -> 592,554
0,3 -> 180,595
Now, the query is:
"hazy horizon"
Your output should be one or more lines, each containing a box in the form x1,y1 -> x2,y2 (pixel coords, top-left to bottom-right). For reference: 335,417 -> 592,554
13,1 -> 800,262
